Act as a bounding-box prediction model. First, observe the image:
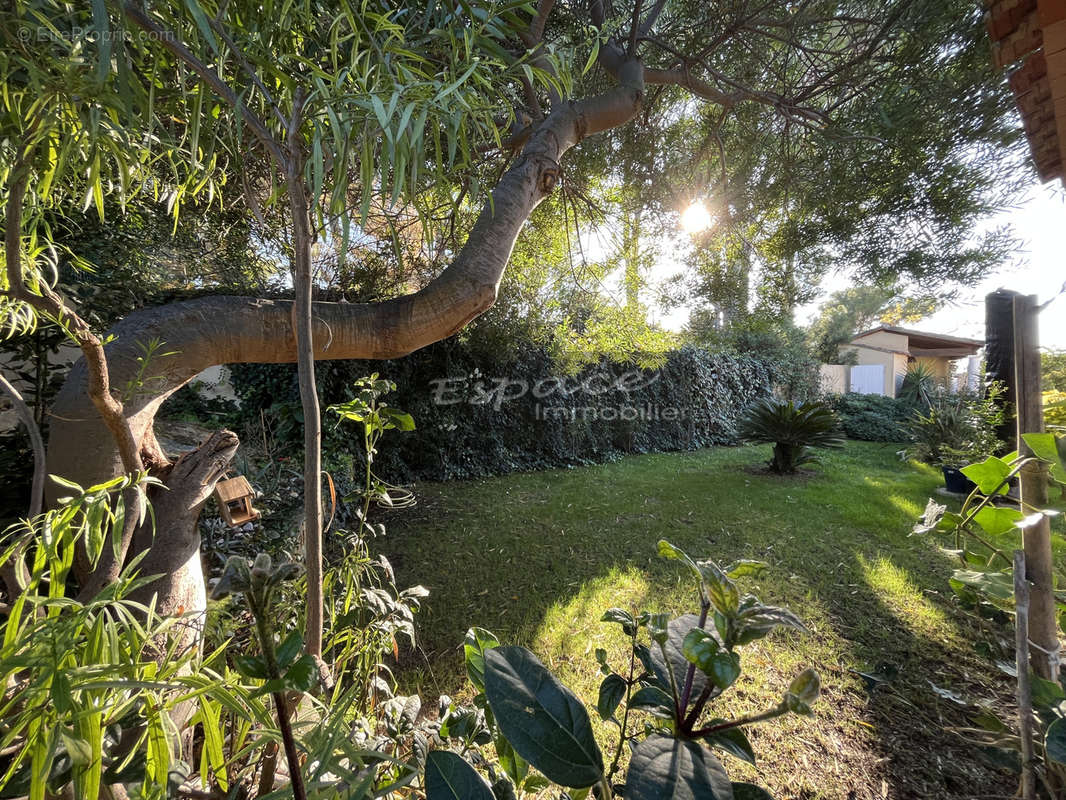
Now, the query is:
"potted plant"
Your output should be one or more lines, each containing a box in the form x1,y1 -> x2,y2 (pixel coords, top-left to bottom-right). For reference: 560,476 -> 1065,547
903,386 -> 1003,493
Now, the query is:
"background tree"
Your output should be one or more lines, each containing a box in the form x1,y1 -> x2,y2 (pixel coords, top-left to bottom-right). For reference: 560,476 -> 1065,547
807,285 -> 939,363
1042,349 -> 1066,393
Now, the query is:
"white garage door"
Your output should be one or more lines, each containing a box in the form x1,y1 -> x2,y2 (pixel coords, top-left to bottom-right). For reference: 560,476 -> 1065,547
850,364 -> 886,396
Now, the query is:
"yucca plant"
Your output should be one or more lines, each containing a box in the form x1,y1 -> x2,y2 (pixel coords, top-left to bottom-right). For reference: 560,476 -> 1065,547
897,362 -> 938,407
740,398 -> 845,474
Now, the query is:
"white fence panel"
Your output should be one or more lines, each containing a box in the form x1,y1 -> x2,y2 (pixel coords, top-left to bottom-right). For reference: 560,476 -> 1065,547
850,364 -> 886,396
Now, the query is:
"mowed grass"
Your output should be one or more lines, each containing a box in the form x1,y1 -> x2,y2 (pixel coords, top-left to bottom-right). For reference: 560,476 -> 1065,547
376,442 -> 1025,799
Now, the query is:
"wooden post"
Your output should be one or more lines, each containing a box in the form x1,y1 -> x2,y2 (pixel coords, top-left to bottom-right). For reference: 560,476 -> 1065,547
1013,293 -> 1059,680
1015,550 -> 1036,800
986,289 -> 1020,452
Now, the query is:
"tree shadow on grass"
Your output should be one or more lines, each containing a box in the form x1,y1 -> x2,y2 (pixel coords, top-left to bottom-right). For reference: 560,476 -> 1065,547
378,442 -> 1017,800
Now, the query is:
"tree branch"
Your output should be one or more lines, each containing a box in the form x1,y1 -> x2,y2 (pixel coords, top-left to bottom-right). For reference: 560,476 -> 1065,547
0,370 -> 45,518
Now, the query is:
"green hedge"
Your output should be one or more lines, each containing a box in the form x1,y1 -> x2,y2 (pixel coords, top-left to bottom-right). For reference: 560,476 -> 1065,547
229,343 -> 778,482
825,392 -> 914,442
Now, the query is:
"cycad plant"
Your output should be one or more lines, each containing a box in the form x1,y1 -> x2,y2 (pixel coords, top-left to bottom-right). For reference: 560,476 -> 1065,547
740,398 -> 845,474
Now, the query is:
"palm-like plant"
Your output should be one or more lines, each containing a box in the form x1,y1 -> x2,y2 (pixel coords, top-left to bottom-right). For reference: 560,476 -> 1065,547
740,398 -> 845,474
898,362 -> 938,407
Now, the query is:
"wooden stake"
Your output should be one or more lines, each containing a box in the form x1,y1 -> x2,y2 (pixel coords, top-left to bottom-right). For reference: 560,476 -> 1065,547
1015,549 -> 1036,800
1013,293 -> 1060,680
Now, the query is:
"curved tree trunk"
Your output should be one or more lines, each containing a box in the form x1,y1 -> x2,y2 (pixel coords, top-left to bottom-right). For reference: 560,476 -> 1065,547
47,64 -> 645,629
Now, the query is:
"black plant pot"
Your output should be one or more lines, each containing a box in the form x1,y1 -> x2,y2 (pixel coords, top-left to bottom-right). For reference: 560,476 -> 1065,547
942,466 -> 977,495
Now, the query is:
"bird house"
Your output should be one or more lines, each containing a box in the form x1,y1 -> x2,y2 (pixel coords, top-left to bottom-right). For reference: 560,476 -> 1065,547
214,476 -> 260,527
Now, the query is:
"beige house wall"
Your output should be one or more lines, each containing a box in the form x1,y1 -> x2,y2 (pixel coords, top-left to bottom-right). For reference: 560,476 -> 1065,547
915,356 -> 951,381
819,364 -> 848,394
852,330 -> 908,352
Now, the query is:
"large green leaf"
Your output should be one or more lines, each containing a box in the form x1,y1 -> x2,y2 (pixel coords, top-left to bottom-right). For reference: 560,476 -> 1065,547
483,646 -> 603,788
960,457 -> 1011,495
464,627 -> 500,694
1045,717 -> 1066,764
624,736 -> 734,800
424,751 -> 494,800
972,506 -> 1024,537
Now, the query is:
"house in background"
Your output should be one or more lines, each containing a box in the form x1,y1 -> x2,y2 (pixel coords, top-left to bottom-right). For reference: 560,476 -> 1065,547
820,325 -> 984,398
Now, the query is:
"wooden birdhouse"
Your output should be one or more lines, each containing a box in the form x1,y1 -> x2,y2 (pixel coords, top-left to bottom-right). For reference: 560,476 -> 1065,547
214,476 -> 260,527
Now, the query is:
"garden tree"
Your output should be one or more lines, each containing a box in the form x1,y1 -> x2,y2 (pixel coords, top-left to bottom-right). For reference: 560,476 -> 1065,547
1043,349 -> 1066,393
1,0 -> 1030,653
648,0 -> 1028,321
807,285 -> 939,363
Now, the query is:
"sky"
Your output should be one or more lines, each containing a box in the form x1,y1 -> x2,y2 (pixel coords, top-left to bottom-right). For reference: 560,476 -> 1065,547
638,179 -> 1066,350
793,181 -> 1066,349
905,182 -> 1066,349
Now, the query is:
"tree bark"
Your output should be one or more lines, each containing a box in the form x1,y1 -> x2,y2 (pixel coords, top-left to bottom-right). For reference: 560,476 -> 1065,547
284,97 -> 326,659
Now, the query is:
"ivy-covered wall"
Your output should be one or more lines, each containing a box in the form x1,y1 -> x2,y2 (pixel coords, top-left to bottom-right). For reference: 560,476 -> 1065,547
229,342 -> 777,483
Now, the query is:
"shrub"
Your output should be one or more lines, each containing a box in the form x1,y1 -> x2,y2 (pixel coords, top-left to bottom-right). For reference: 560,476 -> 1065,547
739,398 -> 845,474
903,386 -> 1003,469
1045,390 -> 1066,430
826,392 -> 913,441
897,362 -> 937,407
231,342 -> 777,483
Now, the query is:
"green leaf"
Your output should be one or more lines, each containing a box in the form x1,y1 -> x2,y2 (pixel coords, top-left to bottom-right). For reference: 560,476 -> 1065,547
707,652 -> 741,691
601,607 -> 636,635
234,655 -> 269,680
1022,432 -> 1063,468
628,685 -> 674,717
702,724 -> 756,765
624,736 -> 733,800
949,570 -> 1013,604
483,646 -> 604,788
464,627 -> 500,694
658,539 -> 701,581
424,751 -> 494,800
184,0 -> 220,55
650,614 -> 711,701
281,654 -> 317,692
382,408 -> 416,431
495,735 -> 528,788
699,560 -> 740,615
1045,718 -> 1066,764
973,506 -> 1024,537
725,560 -> 768,579
682,628 -> 720,674
960,457 -> 1011,495
597,673 -> 627,720
647,613 -> 670,645
60,730 -> 92,766
275,631 -> 303,670
1030,674 -> 1065,709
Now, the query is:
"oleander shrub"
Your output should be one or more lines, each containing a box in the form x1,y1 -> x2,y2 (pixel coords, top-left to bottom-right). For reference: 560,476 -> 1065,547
826,392 -> 914,441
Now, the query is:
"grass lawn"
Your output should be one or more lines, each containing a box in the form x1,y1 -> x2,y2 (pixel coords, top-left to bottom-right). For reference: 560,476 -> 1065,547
376,441 -> 1027,799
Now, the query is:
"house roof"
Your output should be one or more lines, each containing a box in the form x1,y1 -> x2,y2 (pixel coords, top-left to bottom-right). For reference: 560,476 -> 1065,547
850,325 -> 984,358
986,0 -> 1066,185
